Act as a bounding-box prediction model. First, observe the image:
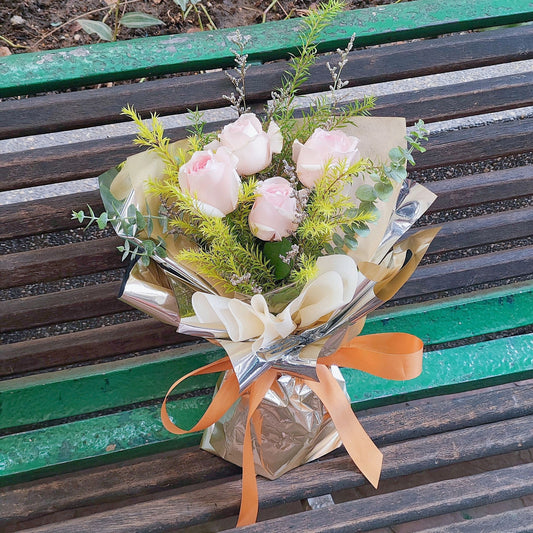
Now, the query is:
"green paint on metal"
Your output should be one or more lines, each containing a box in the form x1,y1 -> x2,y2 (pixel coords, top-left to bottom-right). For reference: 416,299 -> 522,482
361,280 -> 533,344
0,395 -> 209,486
342,332 -> 533,410
1,0 -> 532,96
1,332 -> 532,485
0,343 -> 224,431
1,282 -> 531,430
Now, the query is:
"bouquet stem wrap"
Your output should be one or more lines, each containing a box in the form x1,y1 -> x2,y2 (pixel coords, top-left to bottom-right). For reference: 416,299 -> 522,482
161,332 -> 423,526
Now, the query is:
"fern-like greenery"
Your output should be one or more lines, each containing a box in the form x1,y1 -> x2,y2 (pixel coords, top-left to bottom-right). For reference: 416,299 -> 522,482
79,1 -> 429,299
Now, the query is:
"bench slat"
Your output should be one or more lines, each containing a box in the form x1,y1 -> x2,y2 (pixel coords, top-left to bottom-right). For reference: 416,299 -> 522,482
421,207 -> 533,254
2,381 -> 530,527
16,417 -> 533,532
415,117 -> 533,169
397,245 -> 533,299
236,461 -> 533,533
1,25 -> 531,138
3,165 -> 532,239
418,507 -> 533,533
2,116 -> 532,192
0,319 -> 186,377
426,166 -> 533,211
2,283 -> 531,430
2,0 -> 532,97
6,206 -> 532,288
0,237 -> 123,289
0,281 -> 126,333
0,191 -> 102,240
1,334 -> 531,485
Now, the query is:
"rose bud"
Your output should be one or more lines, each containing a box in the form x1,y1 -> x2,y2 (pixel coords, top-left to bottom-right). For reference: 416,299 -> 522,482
292,128 -> 360,188
249,177 -> 298,241
217,113 -> 283,176
178,146 -> 241,217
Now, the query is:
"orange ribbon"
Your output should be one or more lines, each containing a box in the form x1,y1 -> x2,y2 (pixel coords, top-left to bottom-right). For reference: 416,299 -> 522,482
161,332 -> 423,527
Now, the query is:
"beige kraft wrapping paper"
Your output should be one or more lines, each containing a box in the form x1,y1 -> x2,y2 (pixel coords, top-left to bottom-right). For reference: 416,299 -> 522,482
109,117 -> 437,479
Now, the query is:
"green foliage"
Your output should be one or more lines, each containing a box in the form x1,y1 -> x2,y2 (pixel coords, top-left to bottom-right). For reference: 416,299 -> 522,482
71,203 -> 166,266
268,0 -> 347,158
78,2 -> 164,42
76,2 -> 430,299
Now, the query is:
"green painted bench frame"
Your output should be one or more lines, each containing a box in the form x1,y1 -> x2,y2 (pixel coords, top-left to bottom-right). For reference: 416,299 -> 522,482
1,0 -> 532,510
2,283 -> 532,485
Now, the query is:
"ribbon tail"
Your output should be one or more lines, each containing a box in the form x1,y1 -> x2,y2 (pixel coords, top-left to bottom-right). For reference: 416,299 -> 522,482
237,369 -> 277,527
161,356 -> 238,435
307,364 -> 383,489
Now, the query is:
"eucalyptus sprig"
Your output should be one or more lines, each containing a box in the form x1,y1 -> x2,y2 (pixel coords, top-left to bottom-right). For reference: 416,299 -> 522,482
72,203 -> 167,266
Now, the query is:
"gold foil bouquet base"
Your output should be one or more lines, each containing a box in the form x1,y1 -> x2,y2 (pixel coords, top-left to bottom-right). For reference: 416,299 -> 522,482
201,367 -> 347,480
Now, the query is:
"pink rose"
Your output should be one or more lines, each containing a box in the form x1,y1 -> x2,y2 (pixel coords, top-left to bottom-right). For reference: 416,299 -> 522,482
292,128 -> 360,187
249,177 -> 298,241
217,113 -> 283,176
178,147 -> 240,217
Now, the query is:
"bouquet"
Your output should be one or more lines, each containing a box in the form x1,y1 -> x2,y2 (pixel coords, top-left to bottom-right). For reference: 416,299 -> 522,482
74,1 -> 438,526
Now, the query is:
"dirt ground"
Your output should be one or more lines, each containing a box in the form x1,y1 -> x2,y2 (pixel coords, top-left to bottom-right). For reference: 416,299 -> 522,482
0,0 -> 401,54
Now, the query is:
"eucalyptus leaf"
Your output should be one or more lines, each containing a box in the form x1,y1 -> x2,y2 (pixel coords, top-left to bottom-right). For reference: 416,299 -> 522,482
127,204 -> 138,221
324,243 -> 334,255
97,212 -> 108,229
77,19 -> 114,41
389,147 -> 403,162
146,217 -> 153,237
135,210 -> 146,231
351,221 -> 369,237
332,232 -> 344,247
387,167 -> 407,182
374,181 -> 393,200
120,12 -> 165,29
344,236 -> 358,250
142,239 -> 155,255
356,184 -> 377,202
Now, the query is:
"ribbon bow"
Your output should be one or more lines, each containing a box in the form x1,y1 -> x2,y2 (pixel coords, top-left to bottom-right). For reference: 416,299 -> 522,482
161,331 -> 423,527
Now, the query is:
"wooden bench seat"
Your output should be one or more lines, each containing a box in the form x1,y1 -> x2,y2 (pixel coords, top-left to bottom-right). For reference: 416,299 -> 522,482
1,0 -> 532,530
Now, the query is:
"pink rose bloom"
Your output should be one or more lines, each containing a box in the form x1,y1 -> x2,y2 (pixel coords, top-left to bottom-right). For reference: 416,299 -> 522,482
217,113 -> 283,176
178,147 -> 241,217
292,128 -> 360,188
249,177 -> 298,241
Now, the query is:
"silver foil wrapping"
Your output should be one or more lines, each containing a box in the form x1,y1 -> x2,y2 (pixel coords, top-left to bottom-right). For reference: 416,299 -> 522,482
201,366 -> 347,479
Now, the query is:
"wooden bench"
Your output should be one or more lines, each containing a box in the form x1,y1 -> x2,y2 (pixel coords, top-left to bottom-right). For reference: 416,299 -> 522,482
1,1 -> 532,530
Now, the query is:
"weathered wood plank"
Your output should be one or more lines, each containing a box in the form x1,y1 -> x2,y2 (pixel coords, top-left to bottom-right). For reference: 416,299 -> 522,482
0,319 -> 188,377
1,26 -> 531,138
236,462 -> 533,533
3,164 -> 532,239
0,281 -> 125,333
2,1 -> 532,97
396,245 -> 533,299
0,190 -> 102,239
16,417 -> 533,532
420,207 -> 533,254
419,507 -> 533,533
414,117 -> 533,169
426,166 -> 533,212
3,116 -> 531,193
4,208 -> 533,290
0,237 -> 123,289
2,284 -> 531,430
2,382 -> 530,527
